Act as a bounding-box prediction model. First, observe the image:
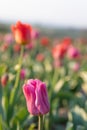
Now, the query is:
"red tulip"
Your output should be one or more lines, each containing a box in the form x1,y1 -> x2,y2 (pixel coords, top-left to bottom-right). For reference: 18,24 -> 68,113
22,79 -> 50,115
11,21 -> 32,45
62,37 -> 71,50
40,37 -> 49,46
36,53 -> 45,62
1,74 -> 9,87
52,44 -> 66,59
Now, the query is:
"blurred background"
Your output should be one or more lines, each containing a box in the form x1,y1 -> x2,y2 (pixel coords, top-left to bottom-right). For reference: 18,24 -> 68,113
0,0 -> 87,38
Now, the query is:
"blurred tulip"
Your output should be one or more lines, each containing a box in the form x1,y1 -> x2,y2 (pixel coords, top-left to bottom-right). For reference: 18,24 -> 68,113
13,44 -> 21,52
4,33 -> 13,44
20,69 -> 26,80
67,46 -> 80,59
40,37 -> 49,46
52,44 -> 66,59
22,79 -> 50,115
62,37 -> 71,50
1,43 -> 9,51
62,37 -> 71,45
72,62 -> 80,72
1,74 -> 9,87
32,29 -> 40,39
36,53 -> 45,62
11,21 -> 32,45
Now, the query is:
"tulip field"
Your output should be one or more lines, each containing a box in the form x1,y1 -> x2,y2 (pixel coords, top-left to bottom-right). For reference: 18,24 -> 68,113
0,21 -> 87,130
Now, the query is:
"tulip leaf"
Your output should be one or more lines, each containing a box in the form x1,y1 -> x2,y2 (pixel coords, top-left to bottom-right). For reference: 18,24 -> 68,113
0,116 -> 3,130
11,107 -> 28,125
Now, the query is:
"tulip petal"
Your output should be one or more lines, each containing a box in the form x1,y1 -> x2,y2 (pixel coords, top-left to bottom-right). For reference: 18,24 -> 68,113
35,80 -> 50,114
23,83 -> 39,115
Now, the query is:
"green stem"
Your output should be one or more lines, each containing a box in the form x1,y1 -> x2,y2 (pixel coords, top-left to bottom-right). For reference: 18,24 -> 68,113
14,45 -> 24,88
10,45 -> 24,105
38,115 -> 43,130
48,68 -> 59,130
7,46 -> 24,124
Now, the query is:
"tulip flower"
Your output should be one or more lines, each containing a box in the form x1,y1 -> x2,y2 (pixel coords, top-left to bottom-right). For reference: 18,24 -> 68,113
31,29 -> 40,39
62,37 -> 71,46
52,44 -> 66,59
40,37 -> 49,46
72,62 -> 80,72
23,79 -> 50,130
61,37 -> 71,51
1,74 -> 9,87
23,79 -> 50,115
67,46 -> 80,59
11,21 -> 32,45
4,33 -> 13,44
20,69 -> 26,80
36,53 -> 45,62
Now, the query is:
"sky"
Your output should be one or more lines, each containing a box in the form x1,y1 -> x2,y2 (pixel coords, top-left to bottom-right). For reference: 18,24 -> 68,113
0,0 -> 87,28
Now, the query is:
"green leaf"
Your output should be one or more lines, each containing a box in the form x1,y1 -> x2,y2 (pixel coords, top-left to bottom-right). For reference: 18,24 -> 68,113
11,107 -> 28,125
2,96 -> 9,120
52,91 -> 74,101
0,116 -> 3,130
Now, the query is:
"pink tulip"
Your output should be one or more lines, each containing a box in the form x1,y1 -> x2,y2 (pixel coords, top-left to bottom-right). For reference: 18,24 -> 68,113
4,33 -> 13,44
53,60 -> 63,68
20,69 -> 26,80
22,79 -> 50,115
67,46 -> 80,59
31,29 -> 40,39
72,62 -> 80,72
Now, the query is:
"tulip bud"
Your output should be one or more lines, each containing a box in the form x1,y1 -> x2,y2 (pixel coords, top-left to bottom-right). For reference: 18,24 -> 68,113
11,21 -> 32,45
22,79 -> 50,115
1,74 -> 9,87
